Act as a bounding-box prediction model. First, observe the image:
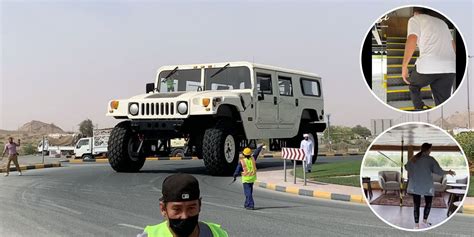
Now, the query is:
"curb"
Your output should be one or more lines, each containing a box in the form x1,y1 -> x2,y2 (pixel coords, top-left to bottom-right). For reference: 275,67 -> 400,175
462,205 -> 474,215
317,152 -> 365,157
254,181 -> 365,204
255,180 -> 474,215
63,156 -> 199,163
261,153 -> 364,159
67,153 -> 363,162
0,163 -> 62,173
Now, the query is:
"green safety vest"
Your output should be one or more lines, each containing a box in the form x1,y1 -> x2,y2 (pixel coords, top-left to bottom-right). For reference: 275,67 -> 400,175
241,157 -> 257,183
144,221 -> 228,237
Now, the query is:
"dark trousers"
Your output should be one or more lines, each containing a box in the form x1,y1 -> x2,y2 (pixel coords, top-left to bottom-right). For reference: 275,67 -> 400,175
243,183 -> 254,208
412,194 -> 433,223
409,69 -> 455,109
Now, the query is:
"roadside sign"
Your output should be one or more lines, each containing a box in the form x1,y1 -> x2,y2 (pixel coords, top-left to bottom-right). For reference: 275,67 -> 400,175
281,147 -> 307,185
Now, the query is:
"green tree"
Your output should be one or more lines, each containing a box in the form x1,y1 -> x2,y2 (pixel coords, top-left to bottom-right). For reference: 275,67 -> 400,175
455,132 -> 474,164
351,125 -> 372,138
79,119 -> 94,137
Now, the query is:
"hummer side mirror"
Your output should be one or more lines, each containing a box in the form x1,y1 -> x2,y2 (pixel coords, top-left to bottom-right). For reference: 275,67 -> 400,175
258,90 -> 265,101
146,83 -> 155,93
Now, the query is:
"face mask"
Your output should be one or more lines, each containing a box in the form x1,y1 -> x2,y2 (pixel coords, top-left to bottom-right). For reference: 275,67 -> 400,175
168,214 -> 199,237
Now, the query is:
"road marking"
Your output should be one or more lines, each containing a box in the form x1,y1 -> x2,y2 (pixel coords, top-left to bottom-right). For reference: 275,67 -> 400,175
42,201 -> 83,215
118,223 -> 144,230
152,187 -> 161,192
201,201 -> 275,214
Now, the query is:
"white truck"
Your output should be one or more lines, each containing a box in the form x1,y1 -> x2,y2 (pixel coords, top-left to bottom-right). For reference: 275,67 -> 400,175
106,62 -> 326,175
74,128 -> 112,160
37,133 -> 78,157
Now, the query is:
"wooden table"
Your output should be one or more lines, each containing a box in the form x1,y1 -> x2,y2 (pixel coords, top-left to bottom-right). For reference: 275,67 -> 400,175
446,189 -> 466,216
447,183 -> 467,189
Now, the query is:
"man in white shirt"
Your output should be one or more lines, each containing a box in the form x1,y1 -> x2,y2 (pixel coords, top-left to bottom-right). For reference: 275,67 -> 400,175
402,7 -> 456,110
300,134 -> 313,173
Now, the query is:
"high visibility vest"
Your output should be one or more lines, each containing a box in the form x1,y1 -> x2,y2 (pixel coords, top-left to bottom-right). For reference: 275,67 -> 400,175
240,157 -> 257,183
144,221 -> 228,237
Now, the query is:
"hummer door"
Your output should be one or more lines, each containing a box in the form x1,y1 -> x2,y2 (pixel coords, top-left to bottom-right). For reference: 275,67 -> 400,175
276,73 -> 296,129
255,70 -> 278,129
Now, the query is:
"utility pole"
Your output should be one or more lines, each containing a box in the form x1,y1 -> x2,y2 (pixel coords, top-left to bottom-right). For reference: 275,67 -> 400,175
468,55 -> 472,129
441,106 -> 444,130
326,114 -> 331,152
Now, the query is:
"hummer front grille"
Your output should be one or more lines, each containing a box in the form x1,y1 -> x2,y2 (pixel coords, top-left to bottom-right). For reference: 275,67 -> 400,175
140,102 -> 175,116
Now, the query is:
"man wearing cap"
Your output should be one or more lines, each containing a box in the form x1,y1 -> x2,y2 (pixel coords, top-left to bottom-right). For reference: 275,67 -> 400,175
233,144 -> 264,210
139,173 -> 228,237
300,134 -> 313,173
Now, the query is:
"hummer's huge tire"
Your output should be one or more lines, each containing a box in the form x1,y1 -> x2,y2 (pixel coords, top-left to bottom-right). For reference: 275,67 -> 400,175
108,121 -> 146,172
202,122 -> 240,176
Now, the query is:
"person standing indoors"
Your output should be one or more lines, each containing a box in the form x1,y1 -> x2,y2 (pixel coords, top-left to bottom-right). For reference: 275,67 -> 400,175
402,7 -> 456,110
300,134 -> 313,173
404,143 -> 455,229
233,144 -> 263,210
138,173 -> 228,237
2,137 -> 22,176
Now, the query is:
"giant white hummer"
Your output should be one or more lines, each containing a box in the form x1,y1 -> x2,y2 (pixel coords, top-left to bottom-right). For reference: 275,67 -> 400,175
106,62 -> 326,175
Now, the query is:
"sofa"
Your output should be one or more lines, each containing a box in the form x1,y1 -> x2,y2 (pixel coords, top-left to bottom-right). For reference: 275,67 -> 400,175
378,171 -> 401,194
432,173 -> 447,194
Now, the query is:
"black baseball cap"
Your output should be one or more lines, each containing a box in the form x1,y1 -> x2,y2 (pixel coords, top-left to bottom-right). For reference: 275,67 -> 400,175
421,143 -> 432,150
161,173 -> 200,202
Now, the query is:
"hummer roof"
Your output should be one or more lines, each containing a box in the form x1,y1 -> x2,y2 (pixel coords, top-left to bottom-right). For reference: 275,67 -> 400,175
156,61 -> 320,79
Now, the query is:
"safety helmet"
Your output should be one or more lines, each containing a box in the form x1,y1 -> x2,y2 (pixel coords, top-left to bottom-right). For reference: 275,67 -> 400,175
242,147 -> 252,156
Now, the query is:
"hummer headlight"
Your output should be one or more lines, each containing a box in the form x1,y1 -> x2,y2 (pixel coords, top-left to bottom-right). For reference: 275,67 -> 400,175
129,103 -> 139,115
177,102 -> 188,115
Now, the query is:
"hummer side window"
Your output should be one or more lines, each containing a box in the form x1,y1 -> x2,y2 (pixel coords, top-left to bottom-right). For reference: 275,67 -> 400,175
257,73 -> 272,94
278,76 -> 293,96
300,78 -> 321,97
158,69 -> 201,92
204,66 -> 251,90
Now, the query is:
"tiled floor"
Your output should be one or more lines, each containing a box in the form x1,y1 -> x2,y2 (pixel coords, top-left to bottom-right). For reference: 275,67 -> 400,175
366,190 -> 457,230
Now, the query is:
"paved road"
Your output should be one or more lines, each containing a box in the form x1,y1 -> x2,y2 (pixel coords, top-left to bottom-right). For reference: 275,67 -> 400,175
1,157 -> 472,237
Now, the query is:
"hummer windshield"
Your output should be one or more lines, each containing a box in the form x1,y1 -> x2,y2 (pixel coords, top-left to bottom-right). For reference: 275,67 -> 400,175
204,66 -> 251,91
158,69 -> 201,92
158,66 -> 252,92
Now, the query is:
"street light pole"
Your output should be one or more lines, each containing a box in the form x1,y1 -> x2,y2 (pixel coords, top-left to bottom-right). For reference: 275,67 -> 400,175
441,106 -> 444,130
326,114 -> 331,152
468,55 -> 472,129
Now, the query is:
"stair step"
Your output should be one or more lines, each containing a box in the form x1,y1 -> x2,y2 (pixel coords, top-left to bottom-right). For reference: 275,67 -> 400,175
387,74 -> 402,79
387,86 -> 431,93
387,64 -> 415,68
387,89 -> 432,101
388,99 -> 435,111
387,57 -> 416,65
387,56 -> 418,59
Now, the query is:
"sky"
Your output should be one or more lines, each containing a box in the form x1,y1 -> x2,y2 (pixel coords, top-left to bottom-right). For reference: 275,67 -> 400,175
1,0 -> 473,132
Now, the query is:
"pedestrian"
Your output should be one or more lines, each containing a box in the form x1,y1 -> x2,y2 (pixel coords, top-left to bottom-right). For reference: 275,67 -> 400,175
402,7 -> 456,110
2,137 -> 22,176
300,134 -> 313,173
138,173 -> 228,237
404,143 -> 455,229
233,144 -> 263,210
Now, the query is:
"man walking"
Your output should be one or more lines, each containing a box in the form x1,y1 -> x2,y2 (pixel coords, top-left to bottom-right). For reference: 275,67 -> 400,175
300,134 -> 313,173
2,137 -> 22,176
402,7 -> 456,110
233,144 -> 263,210
138,173 -> 228,237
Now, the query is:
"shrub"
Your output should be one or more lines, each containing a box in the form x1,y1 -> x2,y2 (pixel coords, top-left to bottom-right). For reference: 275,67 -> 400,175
22,143 -> 37,155
454,132 -> 474,164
